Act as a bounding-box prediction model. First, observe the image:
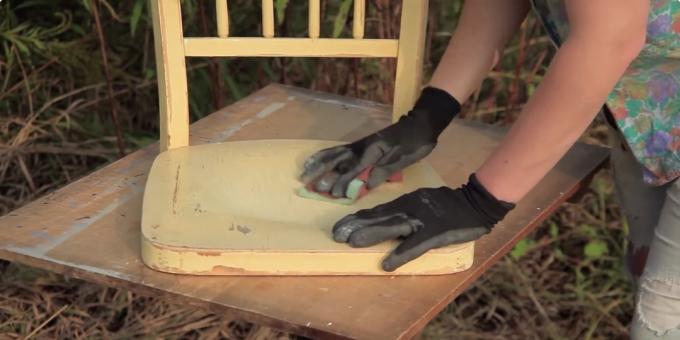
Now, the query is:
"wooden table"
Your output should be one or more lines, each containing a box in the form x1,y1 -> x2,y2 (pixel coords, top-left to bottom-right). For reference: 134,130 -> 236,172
0,84 -> 609,339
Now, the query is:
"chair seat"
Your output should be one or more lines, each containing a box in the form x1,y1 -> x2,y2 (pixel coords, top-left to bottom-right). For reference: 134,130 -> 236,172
141,139 -> 474,275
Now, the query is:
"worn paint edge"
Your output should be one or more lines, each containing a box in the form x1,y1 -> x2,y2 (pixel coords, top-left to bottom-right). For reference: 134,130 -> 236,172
216,101 -> 286,141
283,87 -> 386,111
255,102 -> 286,119
6,247 -> 132,280
29,187 -> 143,255
141,235 -> 475,276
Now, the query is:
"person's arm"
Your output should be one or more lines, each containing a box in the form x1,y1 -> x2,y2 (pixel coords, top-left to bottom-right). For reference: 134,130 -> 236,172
300,1 -> 531,197
430,0 -> 531,102
333,0 -> 649,272
476,0 -> 649,203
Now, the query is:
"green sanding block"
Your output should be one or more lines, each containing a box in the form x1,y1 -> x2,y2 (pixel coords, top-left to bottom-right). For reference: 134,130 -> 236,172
296,167 -> 404,205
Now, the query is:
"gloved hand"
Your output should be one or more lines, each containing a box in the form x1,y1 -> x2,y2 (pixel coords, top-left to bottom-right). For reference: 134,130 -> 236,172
332,174 -> 515,272
300,87 -> 460,198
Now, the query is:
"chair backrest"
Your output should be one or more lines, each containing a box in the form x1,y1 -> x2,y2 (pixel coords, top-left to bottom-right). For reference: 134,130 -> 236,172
150,0 -> 429,151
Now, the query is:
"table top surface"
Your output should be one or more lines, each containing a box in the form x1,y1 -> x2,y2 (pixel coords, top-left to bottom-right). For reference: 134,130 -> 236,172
0,84 -> 609,339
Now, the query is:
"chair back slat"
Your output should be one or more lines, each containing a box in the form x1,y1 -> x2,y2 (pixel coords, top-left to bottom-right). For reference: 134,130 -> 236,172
353,0 -> 365,39
308,0 -> 320,38
262,0 -> 275,38
216,0 -> 229,38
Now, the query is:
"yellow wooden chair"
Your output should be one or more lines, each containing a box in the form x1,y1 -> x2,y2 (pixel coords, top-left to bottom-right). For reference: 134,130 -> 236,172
141,0 -> 476,275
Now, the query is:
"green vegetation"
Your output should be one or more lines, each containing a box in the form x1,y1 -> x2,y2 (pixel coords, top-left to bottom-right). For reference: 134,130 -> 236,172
0,1 -> 630,338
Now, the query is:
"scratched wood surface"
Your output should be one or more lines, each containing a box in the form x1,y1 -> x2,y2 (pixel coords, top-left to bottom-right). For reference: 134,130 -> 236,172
0,84 -> 609,339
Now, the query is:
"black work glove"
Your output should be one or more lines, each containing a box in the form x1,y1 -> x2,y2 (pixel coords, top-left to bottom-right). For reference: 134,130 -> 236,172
332,174 -> 515,272
300,87 -> 460,198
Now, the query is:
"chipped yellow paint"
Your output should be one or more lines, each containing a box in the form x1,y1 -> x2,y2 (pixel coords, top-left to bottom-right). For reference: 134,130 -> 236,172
141,140 -> 474,275
142,241 -> 474,276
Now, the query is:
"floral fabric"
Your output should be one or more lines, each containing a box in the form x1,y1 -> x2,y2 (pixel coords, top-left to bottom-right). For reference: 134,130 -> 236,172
531,0 -> 680,185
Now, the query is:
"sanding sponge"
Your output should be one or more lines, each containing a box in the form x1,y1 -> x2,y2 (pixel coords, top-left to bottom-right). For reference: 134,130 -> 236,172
297,167 -> 403,205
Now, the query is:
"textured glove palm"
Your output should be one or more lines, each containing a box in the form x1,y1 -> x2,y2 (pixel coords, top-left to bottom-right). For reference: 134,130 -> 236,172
300,87 -> 460,197
332,174 -> 515,271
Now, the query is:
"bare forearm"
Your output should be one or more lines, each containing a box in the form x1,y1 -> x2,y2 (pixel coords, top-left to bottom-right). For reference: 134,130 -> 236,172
476,34 -> 645,203
429,0 -> 530,102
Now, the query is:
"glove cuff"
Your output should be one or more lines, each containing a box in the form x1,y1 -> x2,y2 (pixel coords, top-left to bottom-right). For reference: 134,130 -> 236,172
410,86 -> 460,137
461,173 -> 515,226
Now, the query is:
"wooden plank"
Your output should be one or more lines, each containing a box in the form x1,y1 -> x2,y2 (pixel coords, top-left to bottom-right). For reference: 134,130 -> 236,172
183,38 -> 399,58
150,0 -> 190,151
0,84 -> 609,339
392,0 -> 428,121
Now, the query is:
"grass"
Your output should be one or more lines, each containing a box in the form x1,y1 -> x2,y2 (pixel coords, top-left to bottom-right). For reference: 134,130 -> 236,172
0,1 -> 633,339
